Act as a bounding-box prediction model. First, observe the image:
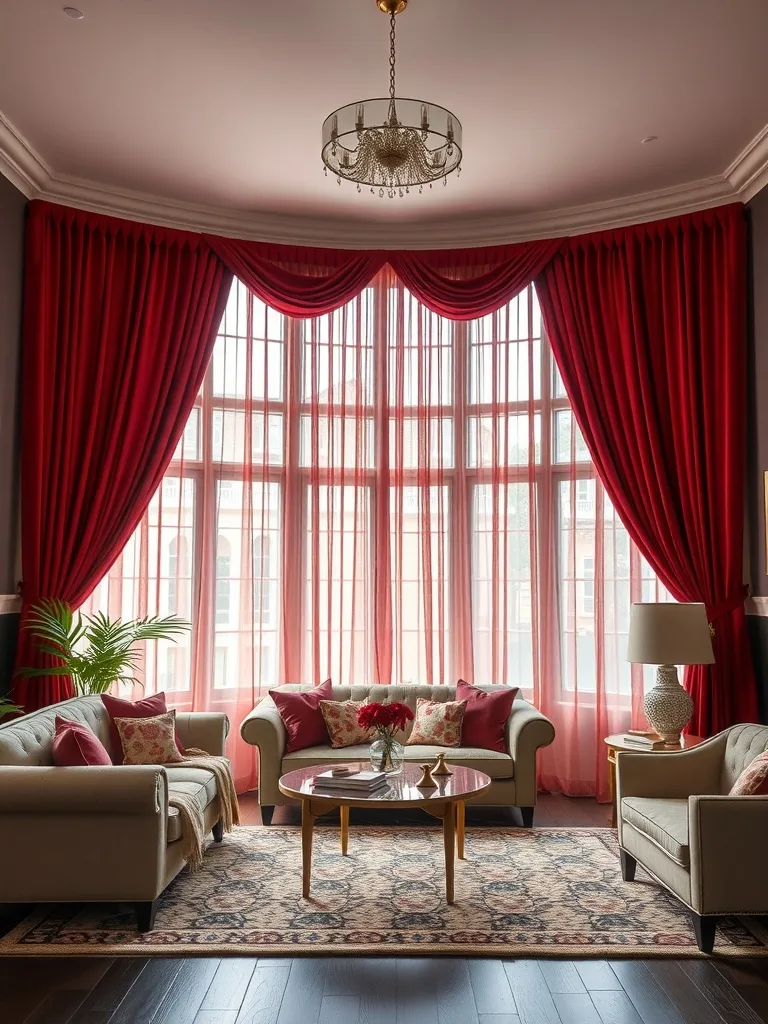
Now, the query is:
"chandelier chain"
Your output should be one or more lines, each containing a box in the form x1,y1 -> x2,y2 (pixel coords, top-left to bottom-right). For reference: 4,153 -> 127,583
389,11 -> 396,101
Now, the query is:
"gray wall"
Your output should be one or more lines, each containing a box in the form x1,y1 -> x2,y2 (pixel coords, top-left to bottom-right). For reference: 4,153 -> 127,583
746,187 -> 768,719
0,173 -> 25,696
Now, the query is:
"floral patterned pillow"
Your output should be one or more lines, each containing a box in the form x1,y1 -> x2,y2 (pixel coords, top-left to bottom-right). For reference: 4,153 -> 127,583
730,751 -> 768,795
406,699 -> 467,747
114,710 -> 184,765
319,700 -> 373,748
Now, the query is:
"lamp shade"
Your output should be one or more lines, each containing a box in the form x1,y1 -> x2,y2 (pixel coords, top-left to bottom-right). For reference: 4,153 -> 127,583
627,602 -> 714,666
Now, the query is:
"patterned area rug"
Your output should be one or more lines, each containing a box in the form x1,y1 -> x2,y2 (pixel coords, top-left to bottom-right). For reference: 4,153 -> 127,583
3,826 -> 768,957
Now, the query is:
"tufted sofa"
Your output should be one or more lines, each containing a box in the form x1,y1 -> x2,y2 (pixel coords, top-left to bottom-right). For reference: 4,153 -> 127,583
0,695 -> 230,931
616,723 -> 768,952
241,684 -> 555,826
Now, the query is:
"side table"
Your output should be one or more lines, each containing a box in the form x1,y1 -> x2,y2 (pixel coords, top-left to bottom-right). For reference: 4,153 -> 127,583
604,733 -> 705,827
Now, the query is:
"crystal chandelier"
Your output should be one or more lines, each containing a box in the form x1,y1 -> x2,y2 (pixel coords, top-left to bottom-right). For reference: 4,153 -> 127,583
321,0 -> 463,198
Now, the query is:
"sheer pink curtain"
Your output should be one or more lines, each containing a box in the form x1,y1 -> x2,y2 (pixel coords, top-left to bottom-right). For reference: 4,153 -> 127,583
86,270 -> 667,797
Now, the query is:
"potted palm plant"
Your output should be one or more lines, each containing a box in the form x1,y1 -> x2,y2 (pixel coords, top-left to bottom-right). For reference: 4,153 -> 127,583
16,599 -> 190,697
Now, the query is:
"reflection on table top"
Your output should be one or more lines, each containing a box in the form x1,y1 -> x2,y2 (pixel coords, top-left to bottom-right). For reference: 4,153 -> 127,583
278,762 -> 492,804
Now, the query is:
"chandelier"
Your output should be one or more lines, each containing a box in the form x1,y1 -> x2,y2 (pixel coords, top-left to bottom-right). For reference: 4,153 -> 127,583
321,0 -> 462,198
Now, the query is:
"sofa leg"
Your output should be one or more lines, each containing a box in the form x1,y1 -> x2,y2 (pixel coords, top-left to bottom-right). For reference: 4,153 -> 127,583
619,849 -> 637,882
135,900 -> 158,933
692,913 -> 717,954
519,806 -> 534,828
261,805 -> 275,826
212,819 -> 224,843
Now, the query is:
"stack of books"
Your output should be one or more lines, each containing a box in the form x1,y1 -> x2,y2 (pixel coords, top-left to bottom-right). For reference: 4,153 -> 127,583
313,768 -> 389,793
621,731 -> 665,750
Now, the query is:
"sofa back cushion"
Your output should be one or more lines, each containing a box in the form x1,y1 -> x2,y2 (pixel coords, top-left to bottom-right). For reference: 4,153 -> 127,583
272,683 -> 517,744
721,724 -> 768,792
0,696 -> 111,766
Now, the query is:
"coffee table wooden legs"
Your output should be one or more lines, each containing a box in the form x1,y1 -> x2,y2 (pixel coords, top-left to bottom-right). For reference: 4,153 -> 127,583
301,799 -> 315,898
340,804 -> 349,855
456,800 -> 466,860
441,804 -> 456,904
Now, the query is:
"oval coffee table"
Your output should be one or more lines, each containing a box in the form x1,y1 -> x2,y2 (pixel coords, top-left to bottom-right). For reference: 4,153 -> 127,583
278,763 -> 492,904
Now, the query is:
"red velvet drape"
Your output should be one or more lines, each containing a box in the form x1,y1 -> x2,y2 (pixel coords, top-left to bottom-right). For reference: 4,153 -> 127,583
536,204 -> 757,735
14,202 -> 232,710
203,236 -> 561,319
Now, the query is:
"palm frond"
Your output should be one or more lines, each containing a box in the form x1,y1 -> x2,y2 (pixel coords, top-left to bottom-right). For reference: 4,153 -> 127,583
16,600 -> 191,697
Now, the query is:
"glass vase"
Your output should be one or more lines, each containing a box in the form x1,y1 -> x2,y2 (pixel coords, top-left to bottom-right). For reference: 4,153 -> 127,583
369,735 -> 405,775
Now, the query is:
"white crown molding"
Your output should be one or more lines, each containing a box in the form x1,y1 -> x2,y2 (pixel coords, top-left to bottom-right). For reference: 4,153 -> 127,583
0,594 -> 21,615
1,111 -> 766,248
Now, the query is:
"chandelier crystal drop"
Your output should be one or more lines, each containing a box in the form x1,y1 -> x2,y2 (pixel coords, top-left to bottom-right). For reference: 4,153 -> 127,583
321,0 -> 462,197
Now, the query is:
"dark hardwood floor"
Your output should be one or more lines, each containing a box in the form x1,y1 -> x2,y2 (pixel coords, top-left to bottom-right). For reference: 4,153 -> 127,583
3,794 -> 768,1024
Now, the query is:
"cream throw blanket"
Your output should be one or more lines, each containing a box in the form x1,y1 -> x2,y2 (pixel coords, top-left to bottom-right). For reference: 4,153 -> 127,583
167,749 -> 241,871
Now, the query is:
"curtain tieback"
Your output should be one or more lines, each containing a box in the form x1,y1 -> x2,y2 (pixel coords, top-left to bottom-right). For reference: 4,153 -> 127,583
706,584 -> 749,627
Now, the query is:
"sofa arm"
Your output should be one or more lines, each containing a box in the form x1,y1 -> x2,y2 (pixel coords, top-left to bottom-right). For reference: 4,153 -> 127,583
689,795 -> 768,914
240,696 -> 287,805
0,765 -> 167,815
505,699 -> 555,806
175,712 -> 229,757
616,732 -> 727,802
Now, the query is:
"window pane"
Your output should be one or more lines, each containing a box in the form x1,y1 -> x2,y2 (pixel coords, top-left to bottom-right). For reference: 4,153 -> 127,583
554,409 -> 590,463
472,483 -> 534,689
173,407 -> 201,461
213,481 -> 281,690
467,414 -> 542,467
388,290 -> 453,407
391,486 -> 450,684
212,410 -> 284,465
468,338 -> 542,405
299,415 -> 374,469
306,485 -> 371,683
389,417 -> 454,470
302,291 -> 374,405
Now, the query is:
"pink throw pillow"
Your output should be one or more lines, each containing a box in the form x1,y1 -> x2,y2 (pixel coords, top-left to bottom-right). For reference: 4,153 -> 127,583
269,679 -> 333,753
730,751 -> 768,796
101,692 -> 174,764
456,680 -> 519,752
319,699 -> 372,748
406,699 -> 467,747
52,716 -> 112,767
114,709 -> 184,765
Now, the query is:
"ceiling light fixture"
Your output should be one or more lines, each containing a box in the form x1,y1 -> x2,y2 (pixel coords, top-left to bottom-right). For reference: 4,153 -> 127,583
63,7 -> 84,18
321,0 -> 462,198
642,135 -> 658,144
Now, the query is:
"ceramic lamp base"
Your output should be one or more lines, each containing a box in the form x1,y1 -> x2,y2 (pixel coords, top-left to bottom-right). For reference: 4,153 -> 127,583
643,664 -> 694,746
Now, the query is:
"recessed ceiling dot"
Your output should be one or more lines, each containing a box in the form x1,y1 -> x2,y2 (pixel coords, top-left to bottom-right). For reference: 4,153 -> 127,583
642,135 -> 658,144
63,7 -> 84,18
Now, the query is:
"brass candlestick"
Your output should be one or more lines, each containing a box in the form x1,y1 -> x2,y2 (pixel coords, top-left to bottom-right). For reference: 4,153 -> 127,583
416,763 -> 437,788
432,752 -> 452,776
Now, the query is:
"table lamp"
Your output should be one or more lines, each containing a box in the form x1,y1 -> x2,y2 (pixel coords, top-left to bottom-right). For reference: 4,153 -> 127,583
627,602 -> 714,746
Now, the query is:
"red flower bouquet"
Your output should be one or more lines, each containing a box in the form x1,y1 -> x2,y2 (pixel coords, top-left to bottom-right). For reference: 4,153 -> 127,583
357,700 -> 414,774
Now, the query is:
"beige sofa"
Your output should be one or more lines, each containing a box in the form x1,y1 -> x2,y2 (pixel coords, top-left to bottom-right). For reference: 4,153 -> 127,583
616,723 -> 768,952
241,683 -> 555,826
0,695 -> 230,931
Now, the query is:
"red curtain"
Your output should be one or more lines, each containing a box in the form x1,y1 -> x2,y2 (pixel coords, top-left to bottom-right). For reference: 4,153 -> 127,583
14,201 -> 232,710
203,236 -> 561,319
535,204 -> 757,735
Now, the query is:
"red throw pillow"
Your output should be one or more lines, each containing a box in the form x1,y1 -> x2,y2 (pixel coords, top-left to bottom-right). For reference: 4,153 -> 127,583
52,716 -> 112,767
456,680 -> 519,752
269,679 -> 333,753
101,692 -> 172,764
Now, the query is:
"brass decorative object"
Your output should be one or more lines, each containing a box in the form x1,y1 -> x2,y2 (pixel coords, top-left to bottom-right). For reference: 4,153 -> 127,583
432,752 -> 453,776
321,1 -> 462,197
416,763 -> 438,788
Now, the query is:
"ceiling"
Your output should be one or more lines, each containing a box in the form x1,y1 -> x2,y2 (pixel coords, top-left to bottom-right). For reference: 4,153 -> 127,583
1,0 -> 767,246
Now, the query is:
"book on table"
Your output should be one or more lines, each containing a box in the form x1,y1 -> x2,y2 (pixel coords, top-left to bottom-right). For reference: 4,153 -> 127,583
313,769 -> 389,791
621,734 -> 666,750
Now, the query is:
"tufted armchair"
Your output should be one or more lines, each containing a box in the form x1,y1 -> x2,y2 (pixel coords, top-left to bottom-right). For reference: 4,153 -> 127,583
616,723 -> 768,952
